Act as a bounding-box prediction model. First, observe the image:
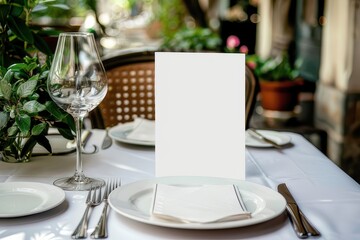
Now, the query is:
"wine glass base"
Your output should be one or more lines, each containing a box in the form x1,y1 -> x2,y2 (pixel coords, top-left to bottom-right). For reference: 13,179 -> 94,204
53,176 -> 105,191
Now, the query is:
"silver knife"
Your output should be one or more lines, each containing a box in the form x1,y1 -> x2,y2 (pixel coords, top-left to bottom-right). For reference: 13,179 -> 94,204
247,128 -> 282,148
101,128 -> 113,150
278,183 -> 320,238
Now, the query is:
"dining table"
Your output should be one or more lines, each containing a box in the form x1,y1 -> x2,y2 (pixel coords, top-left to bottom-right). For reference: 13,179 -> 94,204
0,129 -> 359,240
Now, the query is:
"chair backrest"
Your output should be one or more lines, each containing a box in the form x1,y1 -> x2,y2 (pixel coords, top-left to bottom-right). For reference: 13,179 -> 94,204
89,50 -> 155,129
90,50 -> 259,129
245,65 -> 259,129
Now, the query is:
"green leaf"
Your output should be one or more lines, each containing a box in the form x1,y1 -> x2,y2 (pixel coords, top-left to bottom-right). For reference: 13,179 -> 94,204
28,74 -> 39,81
16,114 -> 31,134
0,5 -> 11,26
39,70 -> 49,80
32,122 -> 47,135
34,134 -> 52,153
45,101 -> 67,120
10,3 -> 23,17
17,80 -> 37,98
26,0 -> 40,9
21,135 -> 37,157
52,121 -> 75,140
8,63 -> 27,71
52,4 -> 71,10
3,70 -> 14,83
23,100 -> 46,113
58,127 -> 74,140
32,4 -> 48,12
0,66 -> 6,76
26,62 -> 38,72
0,81 -> 12,100
7,16 -> 34,44
63,114 -> 75,132
29,92 -> 40,100
0,112 -> 9,129
13,70 -> 28,80
7,126 -> 18,136
32,32 -> 52,56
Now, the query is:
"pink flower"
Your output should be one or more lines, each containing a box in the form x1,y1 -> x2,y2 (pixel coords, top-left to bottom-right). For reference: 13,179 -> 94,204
239,45 -> 249,54
247,61 -> 257,70
226,35 -> 240,49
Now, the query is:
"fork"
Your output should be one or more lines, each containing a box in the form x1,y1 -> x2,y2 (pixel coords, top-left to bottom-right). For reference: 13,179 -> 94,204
72,186 -> 103,239
90,178 -> 121,239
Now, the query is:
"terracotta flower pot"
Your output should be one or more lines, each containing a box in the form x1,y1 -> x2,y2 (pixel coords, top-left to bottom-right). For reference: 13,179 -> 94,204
259,79 -> 303,112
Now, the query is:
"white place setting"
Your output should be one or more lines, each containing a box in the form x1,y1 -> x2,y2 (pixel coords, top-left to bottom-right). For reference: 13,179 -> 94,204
0,52 -> 359,240
245,129 -> 292,148
109,118 -> 155,146
1,129 -> 359,239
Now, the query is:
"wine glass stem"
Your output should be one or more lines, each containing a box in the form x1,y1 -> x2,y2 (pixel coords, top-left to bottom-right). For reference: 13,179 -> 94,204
74,116 -> 85,181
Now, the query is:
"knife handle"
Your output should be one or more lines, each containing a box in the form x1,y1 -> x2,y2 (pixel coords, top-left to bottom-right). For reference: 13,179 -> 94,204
299,210 -> 321,237
286,204 -> 308,238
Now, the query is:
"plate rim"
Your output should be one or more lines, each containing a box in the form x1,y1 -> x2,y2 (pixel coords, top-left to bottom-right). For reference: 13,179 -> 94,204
245,130 -> 291,148
108,176 -> 286,229
109,122 -> 155,146
0,181 -> 66,218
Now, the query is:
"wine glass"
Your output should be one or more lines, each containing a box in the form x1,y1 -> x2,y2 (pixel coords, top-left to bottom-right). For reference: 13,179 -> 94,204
47,32 -> 107,191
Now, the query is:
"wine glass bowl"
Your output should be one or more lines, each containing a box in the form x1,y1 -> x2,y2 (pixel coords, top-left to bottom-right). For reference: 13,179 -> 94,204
47,32 -> 107,191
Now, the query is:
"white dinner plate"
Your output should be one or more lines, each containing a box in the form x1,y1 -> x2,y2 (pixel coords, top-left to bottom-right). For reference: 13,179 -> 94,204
108,176 -> 286,229
109,122 -> 155,146
0,182 -> 66,218
245,130 -> 291,148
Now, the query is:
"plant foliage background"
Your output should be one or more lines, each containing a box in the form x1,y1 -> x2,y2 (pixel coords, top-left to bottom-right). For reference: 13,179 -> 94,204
0,0 -> 75,159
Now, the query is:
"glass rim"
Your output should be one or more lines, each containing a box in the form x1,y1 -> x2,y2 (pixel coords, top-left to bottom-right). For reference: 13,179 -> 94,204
59,32 -> 93,37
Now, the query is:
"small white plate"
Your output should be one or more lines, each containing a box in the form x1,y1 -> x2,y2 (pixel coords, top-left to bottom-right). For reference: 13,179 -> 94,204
108,176 -> 286,229
109,122 -> 155,146
246,130 -> 291,148
0,182 -> 65,218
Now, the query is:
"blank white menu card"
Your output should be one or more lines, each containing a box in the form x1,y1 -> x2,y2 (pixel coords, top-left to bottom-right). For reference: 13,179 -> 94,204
155,52 -> 245,180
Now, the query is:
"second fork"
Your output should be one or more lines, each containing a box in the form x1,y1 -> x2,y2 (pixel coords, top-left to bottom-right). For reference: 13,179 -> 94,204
72,186 -> 103,239
91,178 -> 121,239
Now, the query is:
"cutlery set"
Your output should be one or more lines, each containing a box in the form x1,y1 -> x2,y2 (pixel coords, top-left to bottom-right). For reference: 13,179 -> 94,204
67,129 -> 113,154
72,186 -> 103,239
72,179 -> 121,239
247,129 -> 320,238
278,183 -> 321,238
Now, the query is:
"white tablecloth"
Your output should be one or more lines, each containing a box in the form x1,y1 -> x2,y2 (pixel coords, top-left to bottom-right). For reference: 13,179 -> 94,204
0,130 -> 359,240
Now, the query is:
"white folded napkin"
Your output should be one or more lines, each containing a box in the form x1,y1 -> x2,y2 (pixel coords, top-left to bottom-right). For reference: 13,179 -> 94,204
151,184 -> 251,224
126,118 -> 155,142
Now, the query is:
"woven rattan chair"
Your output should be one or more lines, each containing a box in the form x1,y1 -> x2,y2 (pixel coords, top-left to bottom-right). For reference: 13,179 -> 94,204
245,65 -> 259,129
90,50 -> 259,129
90,50 -> 155,129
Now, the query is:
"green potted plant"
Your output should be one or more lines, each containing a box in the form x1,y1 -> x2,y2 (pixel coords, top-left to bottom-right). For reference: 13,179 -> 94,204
246,53 -> 303,112
0,0 -> 74,162
0,0 -> 55,67
160,27 -> 221,52
0,56 -> 75,162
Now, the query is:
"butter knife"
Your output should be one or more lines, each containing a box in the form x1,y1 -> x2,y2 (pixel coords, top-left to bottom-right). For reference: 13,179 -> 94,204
278,183 -> 320,238
248,128 -> 282,148
101,128 -> 113,150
